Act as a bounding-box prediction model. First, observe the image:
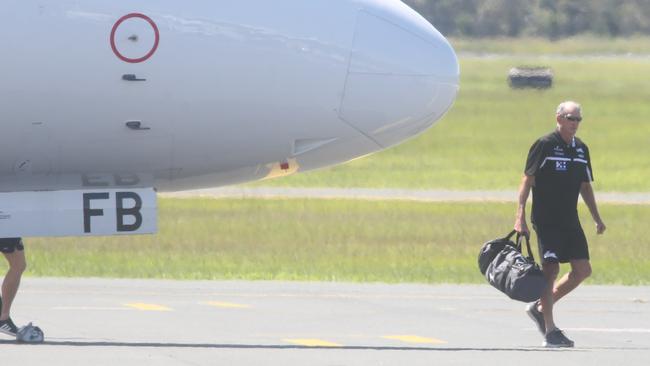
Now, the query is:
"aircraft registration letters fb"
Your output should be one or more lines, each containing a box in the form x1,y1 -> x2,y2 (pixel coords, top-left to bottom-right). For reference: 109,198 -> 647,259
0,188 -> 156,237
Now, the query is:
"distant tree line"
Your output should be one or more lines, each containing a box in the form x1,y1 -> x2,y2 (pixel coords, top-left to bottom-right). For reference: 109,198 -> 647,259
404,0 -> 650,38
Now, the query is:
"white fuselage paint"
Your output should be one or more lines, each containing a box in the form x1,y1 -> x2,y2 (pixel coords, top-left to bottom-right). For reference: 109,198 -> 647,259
0,0 -> 459,194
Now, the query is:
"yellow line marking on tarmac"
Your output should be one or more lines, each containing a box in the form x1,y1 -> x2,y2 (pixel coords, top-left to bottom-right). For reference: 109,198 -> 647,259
124,303 -> 173,311
383,335 -> 447,345
203,301 -> 252,309
283,339 -> 342,347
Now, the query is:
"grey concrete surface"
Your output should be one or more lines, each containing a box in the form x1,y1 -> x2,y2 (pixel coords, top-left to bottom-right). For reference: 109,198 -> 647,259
160,187 -> 650,204
1,279 -> 649,365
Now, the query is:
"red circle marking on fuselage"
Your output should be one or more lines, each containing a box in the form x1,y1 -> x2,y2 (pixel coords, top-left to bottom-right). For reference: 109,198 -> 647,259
110,13 -> 160,64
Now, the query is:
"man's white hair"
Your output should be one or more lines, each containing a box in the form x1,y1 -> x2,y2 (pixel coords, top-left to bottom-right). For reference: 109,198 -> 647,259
556,101 -> 581,116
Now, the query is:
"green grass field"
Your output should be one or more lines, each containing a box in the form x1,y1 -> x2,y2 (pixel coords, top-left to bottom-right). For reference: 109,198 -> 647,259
18,198 -> 650,285
252,55 -> 650,191
450,36 -> 650,55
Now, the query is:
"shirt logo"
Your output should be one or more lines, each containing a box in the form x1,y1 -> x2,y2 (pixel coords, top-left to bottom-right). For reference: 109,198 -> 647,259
554,146 -> 564,152
576,147 -> 584,153
555,161 -> 568,171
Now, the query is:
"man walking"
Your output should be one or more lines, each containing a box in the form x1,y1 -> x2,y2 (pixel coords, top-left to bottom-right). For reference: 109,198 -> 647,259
0,238 -> 26,337
514,101 -> 606,347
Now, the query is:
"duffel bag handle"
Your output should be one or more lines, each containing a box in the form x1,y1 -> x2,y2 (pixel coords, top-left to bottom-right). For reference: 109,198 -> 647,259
504,230 -> 517,241
516,233 -> 536,262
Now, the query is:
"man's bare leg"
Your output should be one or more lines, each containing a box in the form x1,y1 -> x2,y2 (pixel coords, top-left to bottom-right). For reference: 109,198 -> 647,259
538,260 -> 591,330
539,262 -> 559,333
551,259 -> 591,303
1,250 -> 26,320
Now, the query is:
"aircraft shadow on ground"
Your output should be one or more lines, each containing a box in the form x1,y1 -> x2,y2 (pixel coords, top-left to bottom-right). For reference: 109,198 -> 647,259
0,339 -> 591,352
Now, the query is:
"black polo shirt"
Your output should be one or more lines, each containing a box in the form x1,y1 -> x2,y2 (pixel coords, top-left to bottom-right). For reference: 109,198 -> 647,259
525,130 -> 593,228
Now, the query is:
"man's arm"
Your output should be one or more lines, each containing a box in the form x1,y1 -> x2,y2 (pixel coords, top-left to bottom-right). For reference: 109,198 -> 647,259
580,182 -> 606,234
514,175 -> 535,236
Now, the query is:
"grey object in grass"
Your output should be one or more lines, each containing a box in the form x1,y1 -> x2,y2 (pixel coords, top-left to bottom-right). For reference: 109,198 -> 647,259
508,66 -> 553,89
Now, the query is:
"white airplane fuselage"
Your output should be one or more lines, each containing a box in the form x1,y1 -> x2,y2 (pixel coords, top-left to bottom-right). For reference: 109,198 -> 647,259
0,0 -> 459,236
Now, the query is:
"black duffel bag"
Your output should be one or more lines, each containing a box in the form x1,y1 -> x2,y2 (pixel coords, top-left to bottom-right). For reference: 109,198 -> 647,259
478,230 -> 516,275
480,231 -> 547,302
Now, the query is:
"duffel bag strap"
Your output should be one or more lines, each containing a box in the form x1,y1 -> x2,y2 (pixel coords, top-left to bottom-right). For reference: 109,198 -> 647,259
504,230 -> 517,241
516,233 -> 536,262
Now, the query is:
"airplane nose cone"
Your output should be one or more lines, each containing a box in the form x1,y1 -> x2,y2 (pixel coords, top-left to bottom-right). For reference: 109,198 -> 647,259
338,3 -> 459,147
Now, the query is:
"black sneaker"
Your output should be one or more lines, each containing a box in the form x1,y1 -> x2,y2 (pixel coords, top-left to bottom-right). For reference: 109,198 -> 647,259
0,317 -> 18,337
526,301 -> 545,335
544,329 -> 574,348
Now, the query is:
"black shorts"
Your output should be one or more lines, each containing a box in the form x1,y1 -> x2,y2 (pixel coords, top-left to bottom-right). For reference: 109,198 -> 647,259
533,224 -> 589,263
0,238 -> 24,254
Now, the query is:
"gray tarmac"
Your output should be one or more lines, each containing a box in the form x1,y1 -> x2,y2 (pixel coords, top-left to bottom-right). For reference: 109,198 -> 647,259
1,279 -> 649,365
